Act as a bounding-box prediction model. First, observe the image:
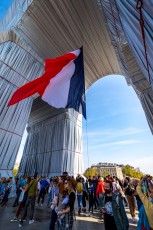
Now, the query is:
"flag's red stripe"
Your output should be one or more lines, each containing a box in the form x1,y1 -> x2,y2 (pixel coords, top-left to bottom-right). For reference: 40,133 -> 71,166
8,53 -> 77,106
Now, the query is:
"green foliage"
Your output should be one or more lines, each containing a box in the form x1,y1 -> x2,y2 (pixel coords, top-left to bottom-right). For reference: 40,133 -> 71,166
13,168 -> 18,176
84,167 -> 98,178
122,165 -> 143,179
103,171 -> 110,177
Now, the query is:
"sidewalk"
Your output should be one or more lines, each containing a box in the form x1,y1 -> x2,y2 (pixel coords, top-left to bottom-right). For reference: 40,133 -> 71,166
0,199 -> 137,230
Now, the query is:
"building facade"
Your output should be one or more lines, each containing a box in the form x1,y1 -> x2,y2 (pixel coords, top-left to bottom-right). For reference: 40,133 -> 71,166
91,163 -> 123,180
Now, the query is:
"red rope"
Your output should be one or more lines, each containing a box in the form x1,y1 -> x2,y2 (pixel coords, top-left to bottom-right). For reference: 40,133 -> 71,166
136,0 -> 151,84
0,128 -> 22,137
0,60 -> 30,83
0,75 -> 18,88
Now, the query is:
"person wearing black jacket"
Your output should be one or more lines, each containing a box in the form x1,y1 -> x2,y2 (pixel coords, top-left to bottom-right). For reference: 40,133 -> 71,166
123,177 -> 136,222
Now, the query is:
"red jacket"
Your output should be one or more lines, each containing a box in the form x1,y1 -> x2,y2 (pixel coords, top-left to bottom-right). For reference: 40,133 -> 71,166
96,181 -> 105,197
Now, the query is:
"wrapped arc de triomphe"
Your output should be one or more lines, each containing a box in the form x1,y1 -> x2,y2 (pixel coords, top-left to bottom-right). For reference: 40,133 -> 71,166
0,0 -> 153,177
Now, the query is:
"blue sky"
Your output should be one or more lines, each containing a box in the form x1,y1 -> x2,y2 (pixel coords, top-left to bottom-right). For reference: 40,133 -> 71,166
17,75 -> 153,175
0,0 -> 14,22
82,75 -> 153,175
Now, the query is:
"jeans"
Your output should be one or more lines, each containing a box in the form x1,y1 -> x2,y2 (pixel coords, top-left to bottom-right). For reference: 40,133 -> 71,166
13,188 -> 21,206
98,194 -> 104,213
47,192 -> 52,206
49,209 -> 57,230
94,193 -> 99,209
82,191 -> 88,208
77,194 -> 82,208
20,196 -> 36,224
38,188 -> 46,204
16,201 -> 27,218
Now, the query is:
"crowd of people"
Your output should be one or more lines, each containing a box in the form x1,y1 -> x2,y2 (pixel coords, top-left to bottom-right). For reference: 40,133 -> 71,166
0,172 -> 153,230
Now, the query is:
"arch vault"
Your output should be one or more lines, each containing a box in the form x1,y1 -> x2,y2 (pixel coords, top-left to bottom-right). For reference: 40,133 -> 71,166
0,0 -> 153,177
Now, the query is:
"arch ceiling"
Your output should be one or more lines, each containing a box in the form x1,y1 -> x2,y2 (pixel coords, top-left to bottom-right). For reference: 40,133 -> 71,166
0,0 -> 153,126
0,0 -> 153,177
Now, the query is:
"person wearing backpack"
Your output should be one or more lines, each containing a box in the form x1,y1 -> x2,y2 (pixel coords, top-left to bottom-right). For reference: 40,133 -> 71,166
102,180 -> 129,230
76,178 -> 83,214
19,174 -> 38,227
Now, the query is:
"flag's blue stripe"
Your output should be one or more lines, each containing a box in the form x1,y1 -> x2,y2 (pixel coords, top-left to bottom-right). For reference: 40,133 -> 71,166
66,48 -> 86,119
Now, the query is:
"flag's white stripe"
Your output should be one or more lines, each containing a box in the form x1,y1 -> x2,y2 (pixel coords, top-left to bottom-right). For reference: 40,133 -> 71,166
70,49 -> 80,57
42,61 -> 75,108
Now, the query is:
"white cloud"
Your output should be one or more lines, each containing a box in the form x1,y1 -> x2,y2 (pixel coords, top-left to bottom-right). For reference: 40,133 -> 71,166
86,139 -> 141,150
129,156 -> 153,175
84,127 -> 148,139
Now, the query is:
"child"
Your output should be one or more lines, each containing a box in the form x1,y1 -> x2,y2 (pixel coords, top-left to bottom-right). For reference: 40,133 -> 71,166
88,182 -> 94,214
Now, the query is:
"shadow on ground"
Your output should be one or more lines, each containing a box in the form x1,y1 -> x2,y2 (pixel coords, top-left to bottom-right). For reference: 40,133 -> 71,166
0,199 -> 137,230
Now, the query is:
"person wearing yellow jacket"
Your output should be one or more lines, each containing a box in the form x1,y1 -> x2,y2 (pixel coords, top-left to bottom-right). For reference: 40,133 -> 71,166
136,176 -> 153,230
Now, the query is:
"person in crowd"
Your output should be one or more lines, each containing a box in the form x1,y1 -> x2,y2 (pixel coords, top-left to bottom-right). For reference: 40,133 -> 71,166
49,179 -> 76,230
0,177 -> 6,201
37,176 -> 50,206
11,177 -> 31,222
82,178 -> 88,212
112,177 -> 118,192
47,179 -> 59,207
19,174 -> 38,227
133,180 -> 143,212
123,177 -> 136,222
76,177 -> 83,214
37,178 -> 41,196
55,189 -> 69,226
96,176 -> 105,214
106,175 -> 111,182
92,176 -> 99,210
13,175 -> 26,207
56,179 -> 76,230
0,177 -> 12,206
76,174 -> 81,182
137,176 -> 153,230
102,180 -> 129,230
46,176 -> 51,194
88,181 -> 94,215
88,176 -> 92,183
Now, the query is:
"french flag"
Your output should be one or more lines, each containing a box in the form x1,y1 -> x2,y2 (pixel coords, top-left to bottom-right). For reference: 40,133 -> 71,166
8,48 -> 86,119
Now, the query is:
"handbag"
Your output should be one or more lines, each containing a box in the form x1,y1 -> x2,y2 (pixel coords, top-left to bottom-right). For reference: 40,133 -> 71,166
19,190 -> 25,202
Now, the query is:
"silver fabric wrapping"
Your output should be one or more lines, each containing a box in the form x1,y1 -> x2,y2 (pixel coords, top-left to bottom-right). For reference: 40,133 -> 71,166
0,32 -> 43,177
19,98 -> 83,177
99,0 -> 153,134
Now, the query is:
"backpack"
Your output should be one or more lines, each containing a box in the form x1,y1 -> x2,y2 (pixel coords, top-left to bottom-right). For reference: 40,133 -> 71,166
77,182 -> 83,193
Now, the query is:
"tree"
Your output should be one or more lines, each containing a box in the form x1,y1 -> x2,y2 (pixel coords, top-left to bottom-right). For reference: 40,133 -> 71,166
122,165 -> 143,179
13,168 -> 18,176
84,167 -> 98,178
103,171 -> 110,178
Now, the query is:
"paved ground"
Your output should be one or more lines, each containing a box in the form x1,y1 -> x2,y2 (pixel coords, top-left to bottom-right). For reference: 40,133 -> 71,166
0,199 -> 137,230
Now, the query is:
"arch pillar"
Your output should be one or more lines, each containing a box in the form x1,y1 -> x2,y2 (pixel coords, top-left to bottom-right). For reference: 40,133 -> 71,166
18,98 -> 83,177
0,31 -> 43,177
